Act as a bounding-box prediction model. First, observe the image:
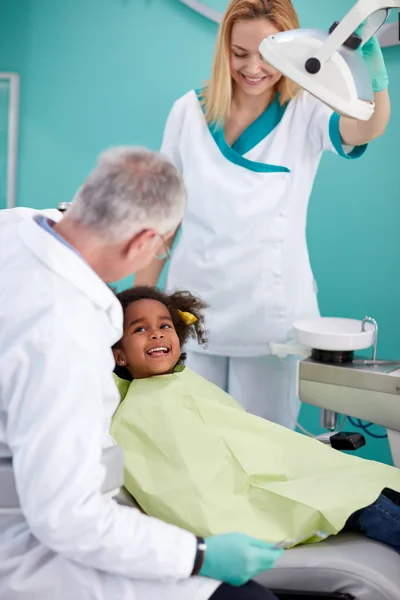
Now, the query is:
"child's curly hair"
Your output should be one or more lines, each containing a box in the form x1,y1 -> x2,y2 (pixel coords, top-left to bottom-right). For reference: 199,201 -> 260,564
113,286 -> 208,380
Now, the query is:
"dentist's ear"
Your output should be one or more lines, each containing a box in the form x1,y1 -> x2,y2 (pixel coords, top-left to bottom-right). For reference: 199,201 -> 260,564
121,229 -> 159,260
113,348 -> 127,366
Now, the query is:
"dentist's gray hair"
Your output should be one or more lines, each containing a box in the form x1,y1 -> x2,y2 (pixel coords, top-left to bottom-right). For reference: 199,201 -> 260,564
66,146 -> 186,242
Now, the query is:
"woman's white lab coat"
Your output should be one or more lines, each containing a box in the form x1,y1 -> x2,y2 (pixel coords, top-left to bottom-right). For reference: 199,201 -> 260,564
0,213 -> 220,600
160,90 -> 367,424
162,90 -> 367,357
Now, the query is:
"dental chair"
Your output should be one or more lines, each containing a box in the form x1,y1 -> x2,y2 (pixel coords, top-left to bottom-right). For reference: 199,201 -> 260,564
114,485 -> 400,600
258,534 -> 400,600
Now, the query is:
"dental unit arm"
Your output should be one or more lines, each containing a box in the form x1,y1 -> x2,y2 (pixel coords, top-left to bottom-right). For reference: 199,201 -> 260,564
259,0 -> 399,120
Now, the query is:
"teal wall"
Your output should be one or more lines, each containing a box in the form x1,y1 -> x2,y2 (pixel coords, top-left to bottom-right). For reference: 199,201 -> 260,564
1,0 -> 399,464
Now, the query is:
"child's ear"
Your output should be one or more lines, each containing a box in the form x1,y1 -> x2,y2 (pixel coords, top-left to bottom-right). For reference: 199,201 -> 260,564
113,348 -> 127,366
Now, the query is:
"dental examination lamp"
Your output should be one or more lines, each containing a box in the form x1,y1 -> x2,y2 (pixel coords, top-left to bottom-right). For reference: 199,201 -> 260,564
259,0 -> 399,120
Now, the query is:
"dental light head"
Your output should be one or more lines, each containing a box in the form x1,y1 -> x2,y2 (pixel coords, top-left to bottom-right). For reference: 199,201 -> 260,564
259,0 -> 399,120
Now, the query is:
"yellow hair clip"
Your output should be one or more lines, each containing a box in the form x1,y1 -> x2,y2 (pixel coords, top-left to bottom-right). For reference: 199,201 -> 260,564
177,309 -> 198,325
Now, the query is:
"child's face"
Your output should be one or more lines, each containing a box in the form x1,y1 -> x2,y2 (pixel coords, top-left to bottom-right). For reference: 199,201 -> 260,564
114,299 -> 181,379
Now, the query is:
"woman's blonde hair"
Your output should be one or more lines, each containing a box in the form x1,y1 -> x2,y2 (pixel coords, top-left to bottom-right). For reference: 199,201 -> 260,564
202,0 -> 300,126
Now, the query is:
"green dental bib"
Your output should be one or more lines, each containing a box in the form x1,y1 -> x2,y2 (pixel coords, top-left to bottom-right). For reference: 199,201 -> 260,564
111,367 -> 400,546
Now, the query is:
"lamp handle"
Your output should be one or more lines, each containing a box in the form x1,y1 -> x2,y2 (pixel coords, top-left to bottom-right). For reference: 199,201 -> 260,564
311,0 -> 398,68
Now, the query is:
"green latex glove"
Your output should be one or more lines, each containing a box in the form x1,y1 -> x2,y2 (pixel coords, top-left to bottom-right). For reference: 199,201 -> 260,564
355,24 -> 388,92
200,533 -> 284,586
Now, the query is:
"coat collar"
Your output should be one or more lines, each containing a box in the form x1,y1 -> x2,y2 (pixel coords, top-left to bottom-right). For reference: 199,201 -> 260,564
17,217 -> 123,343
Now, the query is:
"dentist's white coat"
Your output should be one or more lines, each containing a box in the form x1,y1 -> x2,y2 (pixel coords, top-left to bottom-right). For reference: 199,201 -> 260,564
0,213 -> 220,600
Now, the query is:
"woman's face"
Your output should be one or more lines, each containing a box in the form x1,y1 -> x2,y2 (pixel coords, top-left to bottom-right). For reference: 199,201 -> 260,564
230,18 -> 283,97
113,299 -> 181,379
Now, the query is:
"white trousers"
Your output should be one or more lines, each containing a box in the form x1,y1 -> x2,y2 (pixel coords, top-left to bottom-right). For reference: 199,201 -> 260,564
186,352 -> 301,430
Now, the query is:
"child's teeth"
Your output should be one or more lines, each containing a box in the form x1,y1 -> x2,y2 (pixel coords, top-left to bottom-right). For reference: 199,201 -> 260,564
148,347 -> 168,354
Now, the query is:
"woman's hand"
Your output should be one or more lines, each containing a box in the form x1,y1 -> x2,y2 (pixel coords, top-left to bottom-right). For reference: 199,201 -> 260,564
360,31 -> 389,93
339,30 -> 390,146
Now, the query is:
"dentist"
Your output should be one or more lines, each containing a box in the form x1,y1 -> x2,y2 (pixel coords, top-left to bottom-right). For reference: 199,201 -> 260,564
0,147 -> 282,600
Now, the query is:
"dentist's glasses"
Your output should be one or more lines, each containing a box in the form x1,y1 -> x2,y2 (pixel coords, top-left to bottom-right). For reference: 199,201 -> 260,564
56,204 -> 172,262
155,234 -> 171,261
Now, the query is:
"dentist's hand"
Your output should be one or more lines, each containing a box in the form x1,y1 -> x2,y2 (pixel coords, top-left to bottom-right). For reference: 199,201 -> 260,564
200,533 -> 284,586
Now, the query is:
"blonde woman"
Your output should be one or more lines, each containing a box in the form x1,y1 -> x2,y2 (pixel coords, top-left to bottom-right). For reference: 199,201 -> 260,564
135,0 -> 390,427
